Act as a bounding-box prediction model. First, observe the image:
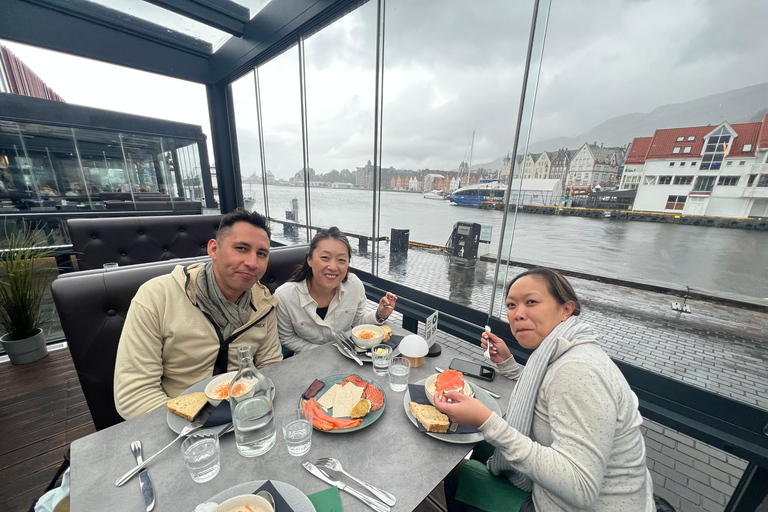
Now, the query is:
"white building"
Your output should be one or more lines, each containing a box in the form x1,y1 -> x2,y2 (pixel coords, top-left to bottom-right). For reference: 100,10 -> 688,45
631,116 -> 768,218
508,178 -> 563,205
565,143 -> 625,189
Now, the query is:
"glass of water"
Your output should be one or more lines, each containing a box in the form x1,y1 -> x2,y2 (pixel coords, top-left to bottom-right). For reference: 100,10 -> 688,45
283,408 -> 313,456
388,357 -> 411,392
180,429 -> 220,483
371,344 -> 392,376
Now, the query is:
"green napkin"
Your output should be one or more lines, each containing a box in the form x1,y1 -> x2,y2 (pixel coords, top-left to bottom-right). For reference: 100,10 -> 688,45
307,486 -> 343,512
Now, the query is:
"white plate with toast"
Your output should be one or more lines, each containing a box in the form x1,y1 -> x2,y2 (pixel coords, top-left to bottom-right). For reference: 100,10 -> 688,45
166,374 -> 276,435
403,377 -> 502,444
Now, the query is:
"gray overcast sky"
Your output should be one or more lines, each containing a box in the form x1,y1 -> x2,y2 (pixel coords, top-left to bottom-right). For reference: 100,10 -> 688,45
4,0 -> 768,180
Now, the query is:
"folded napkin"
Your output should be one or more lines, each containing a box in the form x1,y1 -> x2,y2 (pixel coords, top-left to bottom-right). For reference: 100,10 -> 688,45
196,400 -> 232,427
307,486 -> 343,512
385,334 -> 404,350
408,384 -> 479,434
253,480 -> 294,512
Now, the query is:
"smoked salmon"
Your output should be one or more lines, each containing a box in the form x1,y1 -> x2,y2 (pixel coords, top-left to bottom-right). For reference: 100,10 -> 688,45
302,398 -> 364,431
436,369 -> 465,395
363,384 -> 385,412
342,374 -> 385,411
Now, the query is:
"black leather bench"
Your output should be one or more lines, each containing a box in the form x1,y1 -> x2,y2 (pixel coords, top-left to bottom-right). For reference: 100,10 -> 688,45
51,244 -> 308,430
67,214 -> 223,270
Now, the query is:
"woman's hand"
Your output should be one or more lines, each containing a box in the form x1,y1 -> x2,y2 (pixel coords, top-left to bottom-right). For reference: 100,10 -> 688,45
433,390 -> 493,428
482,331 -> 511,364
377,292 -> 398,320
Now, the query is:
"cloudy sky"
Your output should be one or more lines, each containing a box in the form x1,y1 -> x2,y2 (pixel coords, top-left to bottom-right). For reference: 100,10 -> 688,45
3,0 -> 768,180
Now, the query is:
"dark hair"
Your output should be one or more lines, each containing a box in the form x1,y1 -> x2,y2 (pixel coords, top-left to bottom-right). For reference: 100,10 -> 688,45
289,227 -> 352,283
216,208 -> 271,241
505,268 -> 581,316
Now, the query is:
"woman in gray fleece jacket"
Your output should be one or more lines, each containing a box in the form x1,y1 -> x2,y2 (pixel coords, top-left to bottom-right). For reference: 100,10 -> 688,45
434,268 -> 654,512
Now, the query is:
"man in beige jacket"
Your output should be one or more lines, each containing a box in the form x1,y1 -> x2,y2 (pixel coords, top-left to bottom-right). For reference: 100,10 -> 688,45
114,209 -> 282,419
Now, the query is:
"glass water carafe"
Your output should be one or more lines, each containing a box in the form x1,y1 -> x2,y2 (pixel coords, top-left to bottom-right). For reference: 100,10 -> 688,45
229,345 -> 276,457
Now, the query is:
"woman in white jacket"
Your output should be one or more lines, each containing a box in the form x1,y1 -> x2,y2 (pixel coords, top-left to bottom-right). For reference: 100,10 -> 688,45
435,268 -> 654,512
275,227 -> 397,353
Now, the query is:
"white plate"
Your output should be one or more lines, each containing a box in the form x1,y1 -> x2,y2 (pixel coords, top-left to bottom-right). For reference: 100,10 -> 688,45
166,375 -> 276,435
403,377 -> 502,444
201,480 -> 315,512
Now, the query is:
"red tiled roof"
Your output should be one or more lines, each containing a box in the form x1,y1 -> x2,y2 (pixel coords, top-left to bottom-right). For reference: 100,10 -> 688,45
757,113 -> 768,149
625,137 -> 652,164
638,121 -> 762,162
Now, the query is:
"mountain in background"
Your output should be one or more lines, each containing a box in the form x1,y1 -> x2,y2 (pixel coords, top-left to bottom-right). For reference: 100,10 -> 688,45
467,82 -> 768,171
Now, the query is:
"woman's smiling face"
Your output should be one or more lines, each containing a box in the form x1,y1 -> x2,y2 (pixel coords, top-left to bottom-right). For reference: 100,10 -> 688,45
307,238 -> 350,292
505,275 -> 574,349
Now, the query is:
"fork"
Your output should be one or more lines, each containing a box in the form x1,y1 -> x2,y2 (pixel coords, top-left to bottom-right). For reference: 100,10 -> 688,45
115,420 -> 204,486
315,457 -> 396,506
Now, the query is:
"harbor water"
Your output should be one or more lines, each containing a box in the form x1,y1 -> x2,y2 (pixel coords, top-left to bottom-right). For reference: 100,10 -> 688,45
263,186 -> 768,300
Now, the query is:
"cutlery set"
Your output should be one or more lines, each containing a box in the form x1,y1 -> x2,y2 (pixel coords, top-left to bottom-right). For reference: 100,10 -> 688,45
334,333 -> 364,366
303,459 -> 394,512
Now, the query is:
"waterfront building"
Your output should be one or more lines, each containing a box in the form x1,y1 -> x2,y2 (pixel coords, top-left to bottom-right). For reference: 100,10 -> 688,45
546,148 -> 577,192
500,153 -> 524,180
564,142 -> 625,191
522,151 -> 552,179
620,137 -> 652,191
631,116 -> 768,217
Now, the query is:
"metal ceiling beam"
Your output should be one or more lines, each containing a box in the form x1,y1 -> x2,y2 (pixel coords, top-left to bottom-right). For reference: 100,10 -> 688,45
0,0 -> 212,83
143,0 -> 249,37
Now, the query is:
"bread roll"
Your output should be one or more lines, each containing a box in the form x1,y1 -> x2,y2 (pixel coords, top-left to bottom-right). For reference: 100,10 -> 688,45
381,325 -> 392,342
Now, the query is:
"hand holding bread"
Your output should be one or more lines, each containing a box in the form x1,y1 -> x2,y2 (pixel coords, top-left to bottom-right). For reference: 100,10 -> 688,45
432,390 -> 493,429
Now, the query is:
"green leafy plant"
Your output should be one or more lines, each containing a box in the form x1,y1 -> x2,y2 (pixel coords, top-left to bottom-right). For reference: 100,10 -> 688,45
0,222 -> 56,340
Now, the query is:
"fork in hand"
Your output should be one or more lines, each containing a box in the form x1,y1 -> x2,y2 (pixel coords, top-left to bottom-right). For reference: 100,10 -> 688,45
315,457 -> 396,506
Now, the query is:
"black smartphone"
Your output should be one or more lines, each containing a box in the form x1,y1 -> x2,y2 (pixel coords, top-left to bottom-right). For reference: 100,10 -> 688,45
449,358 -> 495,381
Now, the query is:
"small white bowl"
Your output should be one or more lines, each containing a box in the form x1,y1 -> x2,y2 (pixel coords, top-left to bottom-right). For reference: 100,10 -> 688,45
204,370 -> 238,407
212,494 -> 273,512
351,324 -> 385,349
424,373 -> 473,406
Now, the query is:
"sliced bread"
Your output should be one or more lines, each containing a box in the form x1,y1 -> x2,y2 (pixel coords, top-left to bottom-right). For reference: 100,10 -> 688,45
167,392 -> 208,421
409,402 -> 450,433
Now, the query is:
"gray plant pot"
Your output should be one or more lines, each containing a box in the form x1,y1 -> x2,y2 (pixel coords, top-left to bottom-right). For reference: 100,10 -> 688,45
1,328 -> 49,364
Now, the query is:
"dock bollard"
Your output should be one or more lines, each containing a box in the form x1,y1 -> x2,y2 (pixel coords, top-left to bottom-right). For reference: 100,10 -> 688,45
390,228 -> 410,253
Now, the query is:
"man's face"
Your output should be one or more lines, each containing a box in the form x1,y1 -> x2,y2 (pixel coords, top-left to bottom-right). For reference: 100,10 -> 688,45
208,221 -> 270,302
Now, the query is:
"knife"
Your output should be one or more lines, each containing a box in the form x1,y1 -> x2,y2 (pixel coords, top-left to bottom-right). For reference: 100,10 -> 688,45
303,461 -> 390,512
335,340 -> 364,366
131,441 -> 155,511
435,367 -> 501,399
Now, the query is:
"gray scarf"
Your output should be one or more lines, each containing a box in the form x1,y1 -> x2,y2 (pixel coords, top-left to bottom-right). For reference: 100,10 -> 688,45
486,316 -> 599,492
195,262 -> 253,340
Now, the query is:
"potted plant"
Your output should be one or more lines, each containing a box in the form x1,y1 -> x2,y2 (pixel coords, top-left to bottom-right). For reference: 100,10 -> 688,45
0,222 -> 56,364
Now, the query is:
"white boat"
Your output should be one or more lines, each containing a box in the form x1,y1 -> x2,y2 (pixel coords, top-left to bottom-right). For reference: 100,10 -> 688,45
423,190 -> 449,200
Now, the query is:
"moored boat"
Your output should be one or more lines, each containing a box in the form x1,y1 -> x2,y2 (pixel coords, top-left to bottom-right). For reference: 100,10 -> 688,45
450,179 -> 505,207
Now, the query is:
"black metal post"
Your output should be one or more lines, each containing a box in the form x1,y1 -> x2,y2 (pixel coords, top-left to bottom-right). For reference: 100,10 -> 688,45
206,83 -> 241,213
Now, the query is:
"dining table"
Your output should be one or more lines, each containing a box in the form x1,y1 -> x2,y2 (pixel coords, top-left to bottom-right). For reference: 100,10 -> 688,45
69,328 -> 511,511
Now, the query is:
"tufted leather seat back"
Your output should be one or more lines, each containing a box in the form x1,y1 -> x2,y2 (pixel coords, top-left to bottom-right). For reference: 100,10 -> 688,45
67,215 -> 223,271
51,244 -> 309,430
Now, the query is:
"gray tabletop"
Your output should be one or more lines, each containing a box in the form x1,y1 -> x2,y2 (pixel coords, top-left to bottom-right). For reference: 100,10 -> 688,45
70,336 -> 511,512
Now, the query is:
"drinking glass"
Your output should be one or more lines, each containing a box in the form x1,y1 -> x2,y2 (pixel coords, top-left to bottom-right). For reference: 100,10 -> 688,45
371,344 -> 392,376
283,408 -> 313,456
388,357 -> 411,392
180,429 -> 220,483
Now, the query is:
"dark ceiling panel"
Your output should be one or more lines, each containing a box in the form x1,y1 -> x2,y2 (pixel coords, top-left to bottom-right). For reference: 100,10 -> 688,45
0,0 -> 213,83
144,0 -> 249,37
208,0 -> 368,85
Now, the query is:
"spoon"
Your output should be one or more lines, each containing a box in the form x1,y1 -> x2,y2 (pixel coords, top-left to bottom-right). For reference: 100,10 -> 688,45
257,490 -> 275,511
